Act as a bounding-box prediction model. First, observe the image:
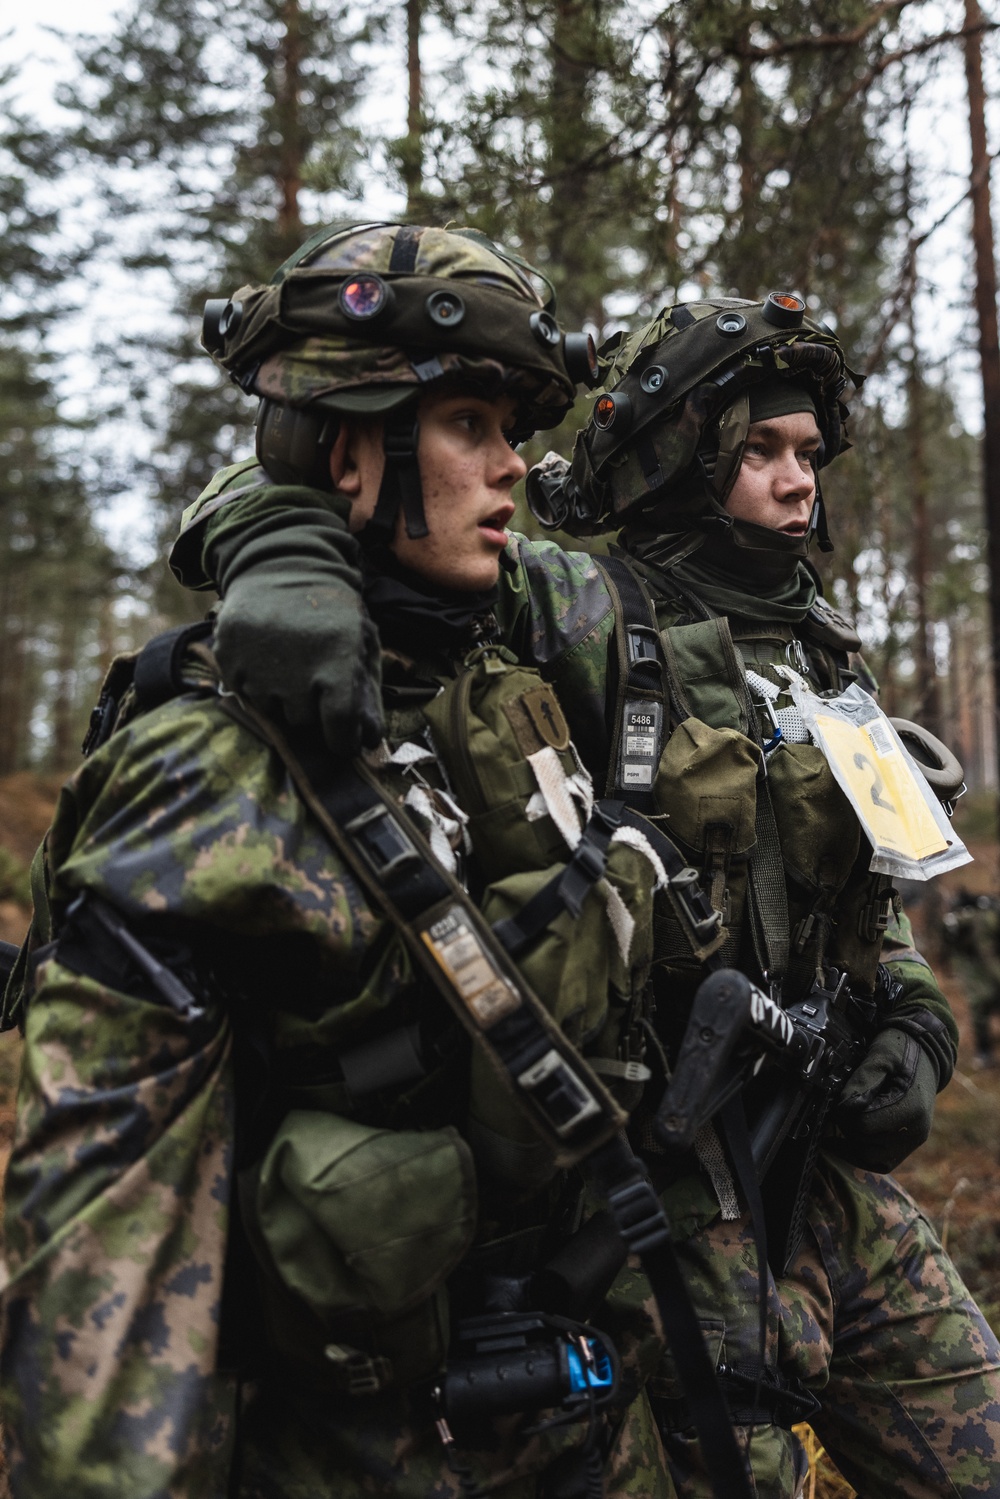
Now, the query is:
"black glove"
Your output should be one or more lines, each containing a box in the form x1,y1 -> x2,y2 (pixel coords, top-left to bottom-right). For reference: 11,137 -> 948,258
833,1026 -> 939,1173
209,504 -> 383,755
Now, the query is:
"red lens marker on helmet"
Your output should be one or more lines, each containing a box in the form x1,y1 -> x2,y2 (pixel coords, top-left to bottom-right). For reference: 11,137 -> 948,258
762,292 -> 805,329
339,274 -> 391,320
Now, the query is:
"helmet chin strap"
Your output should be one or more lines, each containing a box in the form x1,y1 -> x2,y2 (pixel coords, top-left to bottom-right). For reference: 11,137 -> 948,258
358,405 -> 429,549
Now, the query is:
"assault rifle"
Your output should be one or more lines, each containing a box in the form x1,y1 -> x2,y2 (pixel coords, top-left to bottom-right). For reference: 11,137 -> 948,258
655,965 -> 877,1272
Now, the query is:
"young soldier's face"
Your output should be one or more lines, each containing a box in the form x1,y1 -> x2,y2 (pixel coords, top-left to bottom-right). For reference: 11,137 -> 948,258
724,411 -> 822,535
333,390 -> 526,592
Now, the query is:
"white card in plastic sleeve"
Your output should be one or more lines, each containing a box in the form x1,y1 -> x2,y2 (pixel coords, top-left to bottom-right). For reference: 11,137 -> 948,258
775,670 -> 971,882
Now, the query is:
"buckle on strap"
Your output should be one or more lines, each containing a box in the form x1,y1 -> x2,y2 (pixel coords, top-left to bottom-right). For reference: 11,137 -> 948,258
606,1175 -> 670,1254
382,415 -> 419,462
345,802 -> 421,883
627,625 -> 660,667
323,1343 -> 393,1396
670,866 -> 724,942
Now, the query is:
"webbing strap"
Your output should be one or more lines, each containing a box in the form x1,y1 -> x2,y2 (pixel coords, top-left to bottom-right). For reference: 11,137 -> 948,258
595,554 -> 667,813
133,620 -> 215,711
492,801 -> 621,958
218,691 -> 627,1168
747,777 -> 790,984
727,643 -> 790,986
364,408 -> 427,544
589,1138 -> 754,1499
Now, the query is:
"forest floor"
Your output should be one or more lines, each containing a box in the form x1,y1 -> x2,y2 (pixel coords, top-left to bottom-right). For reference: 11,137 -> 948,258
0,774 -> 996,1495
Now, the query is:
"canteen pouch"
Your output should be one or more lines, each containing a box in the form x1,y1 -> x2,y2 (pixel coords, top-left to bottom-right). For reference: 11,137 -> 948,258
423,647 -> 588,884
248,1111 -> 477,1388
651,717 -> 759,967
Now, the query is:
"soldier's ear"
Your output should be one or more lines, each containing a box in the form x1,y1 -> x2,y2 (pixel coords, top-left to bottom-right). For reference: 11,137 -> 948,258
329,422 -> 359,494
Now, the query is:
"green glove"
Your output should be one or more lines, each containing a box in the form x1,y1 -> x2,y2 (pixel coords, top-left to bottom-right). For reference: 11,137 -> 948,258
833,1025 -> 939,1173
208,499 -> 383,754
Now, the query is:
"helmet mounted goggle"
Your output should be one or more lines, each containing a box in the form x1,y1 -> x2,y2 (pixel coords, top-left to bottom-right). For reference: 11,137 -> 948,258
526,294 -> 860,551
202,221 -> 598,547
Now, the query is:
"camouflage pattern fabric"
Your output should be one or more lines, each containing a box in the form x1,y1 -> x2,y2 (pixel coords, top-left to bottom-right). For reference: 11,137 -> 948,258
1,955 -> 237,1496
160,469 -> 997,1494
213,224 -> 576,427
649,1155 -> 1000,1498
1,674 -> 667,1495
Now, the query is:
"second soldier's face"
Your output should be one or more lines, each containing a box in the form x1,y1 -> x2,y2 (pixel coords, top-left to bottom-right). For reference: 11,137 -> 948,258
724,411 -> 822,534
337,390 -> 527,592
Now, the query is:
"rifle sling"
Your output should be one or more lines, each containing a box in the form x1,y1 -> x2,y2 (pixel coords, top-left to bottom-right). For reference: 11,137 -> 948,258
219,691 -> 627,1167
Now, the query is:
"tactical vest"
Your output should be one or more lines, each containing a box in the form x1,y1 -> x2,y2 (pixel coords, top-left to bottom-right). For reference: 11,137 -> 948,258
599,560 -> 896,1021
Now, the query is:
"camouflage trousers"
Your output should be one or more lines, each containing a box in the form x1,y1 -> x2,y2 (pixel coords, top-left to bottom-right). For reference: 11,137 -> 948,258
234,1377 -> 672,1498
651,1153 -> 1000,1498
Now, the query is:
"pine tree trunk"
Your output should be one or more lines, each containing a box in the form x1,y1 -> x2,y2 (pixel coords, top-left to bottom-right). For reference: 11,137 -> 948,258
0,566 -> 27,775
50,607 -> 79,771
963,0 -> 1000,811
908,338 -> 943,738
277,0 -> 303,250
404,0 -> 423,217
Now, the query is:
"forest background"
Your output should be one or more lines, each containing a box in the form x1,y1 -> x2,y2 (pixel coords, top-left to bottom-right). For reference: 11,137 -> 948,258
2,0 -> 1000,788
2,5 -> 1000,1494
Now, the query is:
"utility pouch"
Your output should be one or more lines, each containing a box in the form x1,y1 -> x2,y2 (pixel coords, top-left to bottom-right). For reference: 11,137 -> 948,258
765,742 -> 859,894
422,646 -> 585,884
248,1110 -> 477,1390
470,839 -> 656,1189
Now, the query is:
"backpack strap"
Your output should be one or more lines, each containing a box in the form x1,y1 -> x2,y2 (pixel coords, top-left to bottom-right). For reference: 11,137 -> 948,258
133,619 -> 216,710
82,619 -> 215,757
595,553 -> 668,812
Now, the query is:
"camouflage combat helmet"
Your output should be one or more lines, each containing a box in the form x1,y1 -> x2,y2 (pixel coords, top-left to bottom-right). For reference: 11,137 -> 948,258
202,221 -> 597,544
527,292 -> 860,556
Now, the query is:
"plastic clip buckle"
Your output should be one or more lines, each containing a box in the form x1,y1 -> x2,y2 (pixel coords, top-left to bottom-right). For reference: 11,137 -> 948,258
345,803 -> 421,883
606,1176 -> 670,1254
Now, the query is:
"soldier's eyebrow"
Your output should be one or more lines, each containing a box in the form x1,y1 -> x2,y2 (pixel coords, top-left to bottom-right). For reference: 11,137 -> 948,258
747,421 -> 821,445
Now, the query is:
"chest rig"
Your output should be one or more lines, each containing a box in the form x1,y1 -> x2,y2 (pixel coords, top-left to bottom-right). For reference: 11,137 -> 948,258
598,554 -> 896,1006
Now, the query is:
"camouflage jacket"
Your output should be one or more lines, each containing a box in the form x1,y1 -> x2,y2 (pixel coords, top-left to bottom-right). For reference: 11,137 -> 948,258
0,619 -> 661,1496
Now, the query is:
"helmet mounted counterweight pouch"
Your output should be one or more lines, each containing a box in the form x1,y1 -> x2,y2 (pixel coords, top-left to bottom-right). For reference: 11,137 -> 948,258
255,399 -> 340,491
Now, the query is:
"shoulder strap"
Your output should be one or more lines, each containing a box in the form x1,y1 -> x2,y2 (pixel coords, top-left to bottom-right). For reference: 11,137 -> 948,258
82,619 -> 215,758
218,689 -> 627,1169
595,553 -> 668,812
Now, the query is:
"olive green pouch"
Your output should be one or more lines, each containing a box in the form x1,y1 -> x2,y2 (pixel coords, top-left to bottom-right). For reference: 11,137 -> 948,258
469,840 -> 656,1188
652,718 -> 759,856
423,647 -> 582,883
766,741 -> 859,893
250,1111 -> 476,1385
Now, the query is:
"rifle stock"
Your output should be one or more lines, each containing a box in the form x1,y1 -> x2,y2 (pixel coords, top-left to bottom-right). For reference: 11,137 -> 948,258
655,965 -> 876,1270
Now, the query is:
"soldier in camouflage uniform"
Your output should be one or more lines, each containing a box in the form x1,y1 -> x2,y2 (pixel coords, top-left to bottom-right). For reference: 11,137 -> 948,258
170,283 -> 1000,1497
0,224 -> 675,1499
943,890 -> 1000,1066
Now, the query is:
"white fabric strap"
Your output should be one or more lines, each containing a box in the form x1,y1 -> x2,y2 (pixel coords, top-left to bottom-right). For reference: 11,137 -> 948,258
601,880 -> 635,965
403,783 -> 462,875
610,825 -> 668,890
526,745 -> 585,851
